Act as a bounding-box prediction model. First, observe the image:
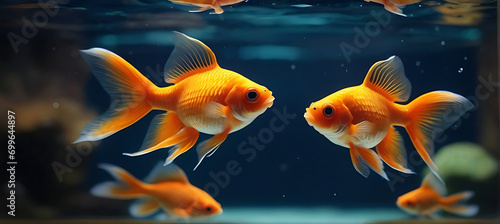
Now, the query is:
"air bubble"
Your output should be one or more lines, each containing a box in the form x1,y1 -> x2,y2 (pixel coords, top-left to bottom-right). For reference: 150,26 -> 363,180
458,68 -> 463,73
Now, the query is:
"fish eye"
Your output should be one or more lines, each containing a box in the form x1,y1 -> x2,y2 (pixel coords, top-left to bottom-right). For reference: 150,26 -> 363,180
323,106 -> 334,116
406,201 -> 414,206
247,89 -> 258,101
205,206 -> 212,212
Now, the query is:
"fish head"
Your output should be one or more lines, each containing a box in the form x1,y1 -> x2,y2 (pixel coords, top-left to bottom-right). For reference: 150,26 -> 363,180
189,192 -> 223,218
304,96 -> 351,135
396,189 -> 423,215
225,81 -> 274,122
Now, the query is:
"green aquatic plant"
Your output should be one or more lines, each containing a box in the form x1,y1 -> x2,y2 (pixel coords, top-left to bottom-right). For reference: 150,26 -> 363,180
424,142 -> 497,181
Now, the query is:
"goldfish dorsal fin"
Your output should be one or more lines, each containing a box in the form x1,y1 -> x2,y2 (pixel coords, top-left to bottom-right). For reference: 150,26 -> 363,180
164,32 -> 218,84
144,162 -> 189,184
362,56 -> 411,102
421,174 -> 447,196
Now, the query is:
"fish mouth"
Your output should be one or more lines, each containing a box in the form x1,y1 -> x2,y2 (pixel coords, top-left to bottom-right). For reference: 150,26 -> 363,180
304,111 -> 315,126
265,96 -> 275,108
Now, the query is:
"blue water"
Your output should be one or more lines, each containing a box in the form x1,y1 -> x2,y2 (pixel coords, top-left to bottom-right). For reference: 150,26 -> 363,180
0,0 -> 498,222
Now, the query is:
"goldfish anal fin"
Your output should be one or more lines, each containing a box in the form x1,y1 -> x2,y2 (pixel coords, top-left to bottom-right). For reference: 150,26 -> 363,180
164,32 -> 218,84
123,115 -> 199,166
362,55 -> 411,102
194,128 -> 231,170
376,127 -> 413,174
135,112 -> 185,156
129,197 -> 161,217
164,127 -> 199,165
74,48 -> 153,143
421,174 -> 447,196
349,143 -> 388,180
203,101 -> 230,118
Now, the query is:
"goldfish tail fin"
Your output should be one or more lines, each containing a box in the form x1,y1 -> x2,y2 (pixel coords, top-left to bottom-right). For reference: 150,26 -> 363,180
440,191 -> 478,217
376,127 -> 414,174
405,91 -> 473,182
91,163 -> 145,199
349,143 -> 389,180
75,48 -> 153,143
194,128 -> 231,170
129,197 -> 161,217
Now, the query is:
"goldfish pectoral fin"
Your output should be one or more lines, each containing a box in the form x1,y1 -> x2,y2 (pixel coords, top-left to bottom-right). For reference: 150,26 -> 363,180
350,143 -> 388,180
139,112 -> 185,154
405,91 -> 473,184
74,48 -> 153,143
164,32 -> 218,84
189,6 -> 210,12
376,127 -> 413,174
145,162 -> 189,184
203,101 -> 230,118
349,121 -> 373,140
362,55 -> 411,102
129,198 -> 160,217
194,128 -> 231,170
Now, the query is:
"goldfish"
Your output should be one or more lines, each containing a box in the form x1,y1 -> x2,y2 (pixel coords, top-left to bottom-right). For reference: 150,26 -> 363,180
169,0 -> 247,14
364,0 -> 421,17
75,32 -> 274,169
91,163 -> 222,219
304,56 -> 473,181
397,174 -> 478,217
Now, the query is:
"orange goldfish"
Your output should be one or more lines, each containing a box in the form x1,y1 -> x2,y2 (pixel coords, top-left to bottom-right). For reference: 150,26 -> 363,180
169,0 -> 247,14
75,32 -> 274,169
304,56 -> 473,180
397,174 -> 478,217
91,163 -> 222,219
364,0 -> 421,17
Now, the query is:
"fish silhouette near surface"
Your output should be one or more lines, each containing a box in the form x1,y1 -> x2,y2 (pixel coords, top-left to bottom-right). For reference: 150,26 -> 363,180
91,163 -> 222,219
169,0 -> 247,14
75,32 -> 274,169
304,56 -> 473,181
397,174 -> 478,218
